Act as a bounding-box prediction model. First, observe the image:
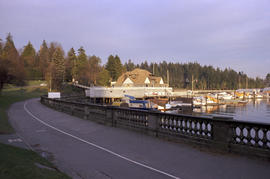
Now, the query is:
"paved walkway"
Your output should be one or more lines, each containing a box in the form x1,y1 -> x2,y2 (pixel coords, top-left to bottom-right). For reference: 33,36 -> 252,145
7,98 -> 270,179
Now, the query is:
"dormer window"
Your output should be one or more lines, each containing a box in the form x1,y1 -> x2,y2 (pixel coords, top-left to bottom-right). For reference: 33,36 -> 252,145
144,77 -> 150,84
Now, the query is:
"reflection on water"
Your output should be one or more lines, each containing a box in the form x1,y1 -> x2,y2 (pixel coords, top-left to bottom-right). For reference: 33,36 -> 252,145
192,98 -> 270,123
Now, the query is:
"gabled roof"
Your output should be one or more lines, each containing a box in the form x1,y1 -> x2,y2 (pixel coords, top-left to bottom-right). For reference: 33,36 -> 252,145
116,68 -> 152,86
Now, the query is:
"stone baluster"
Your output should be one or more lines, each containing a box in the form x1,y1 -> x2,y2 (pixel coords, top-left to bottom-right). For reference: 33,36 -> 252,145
84,106 -> 89,120
254,127 -> 259,147
262,128 -> 268,149
246,126 -> 252,146
148,113 -> 159,137
212,119 -> 233,150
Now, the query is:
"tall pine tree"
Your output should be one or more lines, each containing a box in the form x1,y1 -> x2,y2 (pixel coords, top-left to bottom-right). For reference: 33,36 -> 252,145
47,47 -> 65,91
67,48 -> 77,82
65,48 -> 76,82
105,55 -> 123,81
88,55 -> 101,85
2,33 -> 25,85
76,47 -> 89,85
38,40 -> 50,79
21,41 -> 40,80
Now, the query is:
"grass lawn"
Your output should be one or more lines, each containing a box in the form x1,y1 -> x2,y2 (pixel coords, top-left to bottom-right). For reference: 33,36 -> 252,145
0,143 -> 70,179
0,86 -> 47,134
0,84 -> 70,179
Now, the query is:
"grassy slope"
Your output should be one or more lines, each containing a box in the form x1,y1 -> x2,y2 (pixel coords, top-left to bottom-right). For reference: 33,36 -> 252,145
0,87 -> 47,134
0,84 -> 70,179
0,143 -> 69,179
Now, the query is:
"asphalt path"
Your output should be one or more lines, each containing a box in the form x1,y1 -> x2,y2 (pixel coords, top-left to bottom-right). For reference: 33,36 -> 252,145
8,98 -> 270,179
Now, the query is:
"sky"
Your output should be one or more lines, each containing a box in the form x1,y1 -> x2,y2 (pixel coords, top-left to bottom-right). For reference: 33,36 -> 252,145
0,0 -> 269,78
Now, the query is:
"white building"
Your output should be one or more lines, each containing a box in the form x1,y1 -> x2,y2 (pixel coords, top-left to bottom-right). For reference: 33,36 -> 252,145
85,68 -> 172,98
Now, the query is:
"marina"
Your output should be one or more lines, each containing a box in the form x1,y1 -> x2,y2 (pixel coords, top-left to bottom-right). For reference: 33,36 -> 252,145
191,99 -> 270,123
71,68 -> 270,124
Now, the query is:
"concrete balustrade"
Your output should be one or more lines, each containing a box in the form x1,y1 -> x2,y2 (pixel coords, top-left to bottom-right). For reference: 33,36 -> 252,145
41,96 -> 270,160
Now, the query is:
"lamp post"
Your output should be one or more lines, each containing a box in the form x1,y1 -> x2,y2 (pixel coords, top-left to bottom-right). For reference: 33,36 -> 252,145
191,75 -> 198,95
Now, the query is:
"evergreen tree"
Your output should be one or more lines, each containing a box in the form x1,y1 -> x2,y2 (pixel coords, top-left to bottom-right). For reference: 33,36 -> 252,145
38,40 -> 50,79
124,59 -> 135,71
77,47 -> 87,66
21,41 -> 40,80
2,33 -> 25,85
47,47 -> 65,91
105,55 -> 123,81
140,61 -> 149,71
0,59 -> 9,92
67,48 -> 77,82
76,46 -> 89,85
65,48 -> 76,82
0,38 -> 9,92
2,33 -> 19,61
96,68 -> 110,86
88,55 -> 101,85
48,42 -> 59,62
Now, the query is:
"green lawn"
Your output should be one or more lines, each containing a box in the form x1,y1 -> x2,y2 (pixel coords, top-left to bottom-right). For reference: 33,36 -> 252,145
0,143 -> 70,179
0,84 -> 70,179
27,80 -> 47,86
0,86 -> 47,134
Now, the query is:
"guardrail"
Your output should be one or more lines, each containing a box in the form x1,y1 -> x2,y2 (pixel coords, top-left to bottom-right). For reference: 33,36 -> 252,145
40,96 -> 270,160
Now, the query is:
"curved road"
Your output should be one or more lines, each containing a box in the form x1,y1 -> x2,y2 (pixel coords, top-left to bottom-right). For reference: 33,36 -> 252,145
8,98 -> 270,179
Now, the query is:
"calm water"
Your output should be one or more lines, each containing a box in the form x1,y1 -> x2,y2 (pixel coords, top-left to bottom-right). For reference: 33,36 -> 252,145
192,98 -> 270,124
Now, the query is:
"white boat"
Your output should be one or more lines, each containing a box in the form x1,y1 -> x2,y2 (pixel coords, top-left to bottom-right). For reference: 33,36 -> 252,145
165,101 -> 192,109
218,92 -> 233,100
193,96 -> 206,106
193,96 -> 217,106
256,94 -> 263,99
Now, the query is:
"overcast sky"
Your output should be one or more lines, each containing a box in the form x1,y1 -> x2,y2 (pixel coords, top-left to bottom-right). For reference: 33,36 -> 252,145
0,0 -> 269,78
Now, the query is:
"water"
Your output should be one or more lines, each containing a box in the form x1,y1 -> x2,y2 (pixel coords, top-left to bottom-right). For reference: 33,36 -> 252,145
192,98 -> 270,124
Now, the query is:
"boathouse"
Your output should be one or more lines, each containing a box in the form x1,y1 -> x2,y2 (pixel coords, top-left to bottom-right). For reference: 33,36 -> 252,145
114,68 -> 167,87
85,69 -> 172,103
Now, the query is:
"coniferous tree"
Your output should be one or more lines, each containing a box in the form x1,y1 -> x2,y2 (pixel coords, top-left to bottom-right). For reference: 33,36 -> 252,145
65,48 -> 76,82
0,59 -> 9,92
105,55 -> 115,81
88,55 -> 102,85
0,38 -> 8,92
38,40 -> 50,79
67,48 -> 77,82
48,47 -> 65,91
21,41 -> 40,80
48,42 -> 60,62
265,73 -> 270,87
96,68 -> 110,86
124,59 -> 135,71
105,55 -> 123,81
2,33 -> 25,85
77,46 -> 89,85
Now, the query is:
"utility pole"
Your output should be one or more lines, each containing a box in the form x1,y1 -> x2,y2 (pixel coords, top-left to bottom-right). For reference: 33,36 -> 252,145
246,76 -> 248,89
50,73 -> 52,92
192,74 -> 194,94
238,76 -> 241,89
167,69 -> 169,87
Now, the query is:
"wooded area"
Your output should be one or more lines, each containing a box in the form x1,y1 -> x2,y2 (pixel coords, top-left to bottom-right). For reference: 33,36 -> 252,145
0,33 -> 269,92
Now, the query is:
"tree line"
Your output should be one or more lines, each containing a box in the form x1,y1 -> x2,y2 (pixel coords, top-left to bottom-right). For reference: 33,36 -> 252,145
124,60 -> 268,90
0,33 -> 269,92
0,33 -> 113,91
